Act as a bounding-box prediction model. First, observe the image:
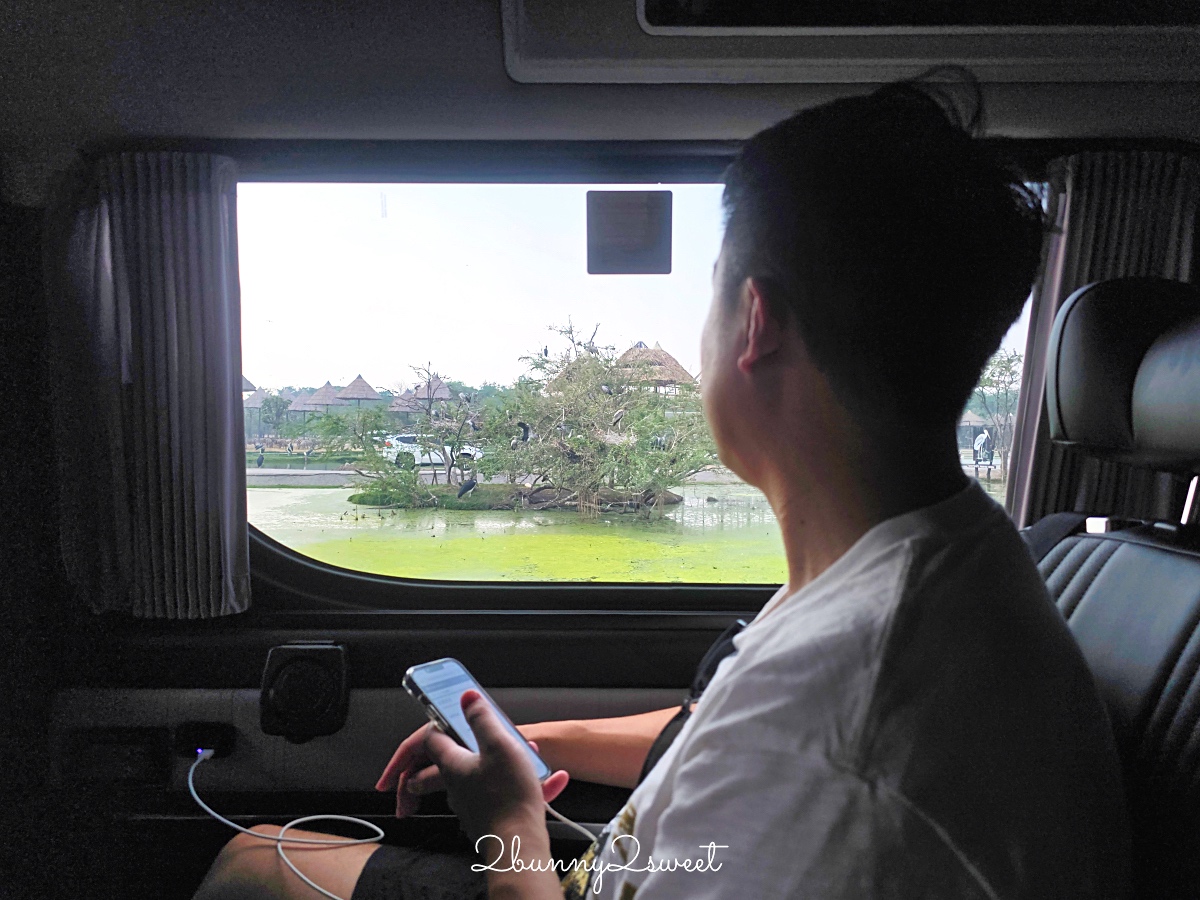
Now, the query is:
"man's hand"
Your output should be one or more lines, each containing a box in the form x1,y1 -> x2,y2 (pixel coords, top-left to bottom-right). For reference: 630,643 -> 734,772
375,707 -> 564,819
423,690 -> 569,842
378,704 -> 683,814
375,722 -> 444,816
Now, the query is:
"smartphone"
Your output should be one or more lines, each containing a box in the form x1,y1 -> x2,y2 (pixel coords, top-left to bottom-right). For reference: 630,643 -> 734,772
403,657 -> 552,782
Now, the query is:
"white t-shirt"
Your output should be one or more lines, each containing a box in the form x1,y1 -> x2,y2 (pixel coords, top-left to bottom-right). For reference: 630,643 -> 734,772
562,480 -> 1130,900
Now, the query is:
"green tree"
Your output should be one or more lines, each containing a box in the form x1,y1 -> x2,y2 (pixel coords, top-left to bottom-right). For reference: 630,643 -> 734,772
973,349 -> 1022,481
479,322 -> 717,516
407,365 -> 485,486
259,393 -> 292,437
310,405 -> 424,506
309,405 -> 390,457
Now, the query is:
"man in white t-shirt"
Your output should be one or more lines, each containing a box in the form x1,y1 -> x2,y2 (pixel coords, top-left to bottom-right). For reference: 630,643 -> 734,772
196,77 -> 1130,900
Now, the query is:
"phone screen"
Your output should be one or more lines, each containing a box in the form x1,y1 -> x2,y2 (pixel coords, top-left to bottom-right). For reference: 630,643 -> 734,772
405,658 -> 551,781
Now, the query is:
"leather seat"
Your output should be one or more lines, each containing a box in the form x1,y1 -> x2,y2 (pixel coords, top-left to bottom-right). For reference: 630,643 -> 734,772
1029,277 -> 1200,899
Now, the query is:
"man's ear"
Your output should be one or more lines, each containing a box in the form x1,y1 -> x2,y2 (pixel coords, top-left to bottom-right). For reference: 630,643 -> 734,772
736,277 -> 785,374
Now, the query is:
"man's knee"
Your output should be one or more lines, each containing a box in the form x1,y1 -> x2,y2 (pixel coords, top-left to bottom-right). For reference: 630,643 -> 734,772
225,824 -> 285,855
194,824 -> 376,900
194,825 -> 289,899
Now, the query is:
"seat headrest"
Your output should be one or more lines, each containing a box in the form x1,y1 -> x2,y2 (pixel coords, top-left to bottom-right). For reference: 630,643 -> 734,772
1047,277 -> 1200,473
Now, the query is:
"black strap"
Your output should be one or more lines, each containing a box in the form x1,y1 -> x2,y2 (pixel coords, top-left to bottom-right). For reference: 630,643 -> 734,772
1021,512 -> 1089,563
638,619 -> 747,785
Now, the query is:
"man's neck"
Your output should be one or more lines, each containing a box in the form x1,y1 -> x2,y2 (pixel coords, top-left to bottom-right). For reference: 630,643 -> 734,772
761,429 -> 969,602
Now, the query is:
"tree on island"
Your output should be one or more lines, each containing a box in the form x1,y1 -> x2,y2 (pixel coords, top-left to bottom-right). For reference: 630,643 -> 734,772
306,404 -> 425,507
476,322 -> 717,516
284,324 -> 719,515
405,364 -> 484,487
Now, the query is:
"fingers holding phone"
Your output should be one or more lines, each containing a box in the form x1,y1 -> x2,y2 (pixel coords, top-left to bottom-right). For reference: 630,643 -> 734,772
399,658 -> 570,836
425,690 -> 569,841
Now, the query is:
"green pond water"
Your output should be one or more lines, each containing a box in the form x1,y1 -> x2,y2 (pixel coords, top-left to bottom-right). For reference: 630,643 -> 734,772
249,482 -> 787,583
248,477 -> 1007,584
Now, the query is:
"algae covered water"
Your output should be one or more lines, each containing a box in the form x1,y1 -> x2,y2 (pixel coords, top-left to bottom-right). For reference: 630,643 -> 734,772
248,481 -> 787,583
249,475 -> 1006,584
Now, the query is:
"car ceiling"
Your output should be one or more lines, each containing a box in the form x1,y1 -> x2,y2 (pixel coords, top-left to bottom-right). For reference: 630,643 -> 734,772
3,0 -> 1200,205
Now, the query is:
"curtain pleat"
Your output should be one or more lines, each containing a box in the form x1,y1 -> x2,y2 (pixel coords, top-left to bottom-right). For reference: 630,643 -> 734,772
46,152 -> 249,618
1019,151 -> 1200,523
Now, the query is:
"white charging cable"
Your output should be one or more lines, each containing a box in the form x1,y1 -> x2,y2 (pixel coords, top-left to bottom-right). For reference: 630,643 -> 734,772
189,750 -> 383,900
544,801 -> 601,841
189,749 -> 599,900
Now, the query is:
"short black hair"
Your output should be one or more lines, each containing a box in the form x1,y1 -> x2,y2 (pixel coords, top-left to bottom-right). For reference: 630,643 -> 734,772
720,75 -> 1045,428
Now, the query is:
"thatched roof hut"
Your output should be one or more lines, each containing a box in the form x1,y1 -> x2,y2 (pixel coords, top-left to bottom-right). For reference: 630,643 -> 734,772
307,381 -> 348,410
412,376 -> 451,402
288,391 -> 318,412
617,341 -> 695,388
336,374 -> 382,404
390,388 -> 422,413
243,387 -> 269,409
242,375 -> 256,392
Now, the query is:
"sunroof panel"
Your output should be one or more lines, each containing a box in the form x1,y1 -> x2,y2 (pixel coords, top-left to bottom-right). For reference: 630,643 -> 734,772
643,0 -> 1200,29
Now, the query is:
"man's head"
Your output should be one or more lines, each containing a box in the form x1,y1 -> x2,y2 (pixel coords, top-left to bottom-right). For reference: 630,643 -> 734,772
701,79 -> 1044,482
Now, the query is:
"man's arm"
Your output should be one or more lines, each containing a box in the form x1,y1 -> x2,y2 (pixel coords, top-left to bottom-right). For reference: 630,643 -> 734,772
519,706 -> 682,789
380,706 -> 683,810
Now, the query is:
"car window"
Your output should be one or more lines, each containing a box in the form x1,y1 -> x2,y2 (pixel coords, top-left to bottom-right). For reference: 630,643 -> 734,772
239,180 -> 1034,584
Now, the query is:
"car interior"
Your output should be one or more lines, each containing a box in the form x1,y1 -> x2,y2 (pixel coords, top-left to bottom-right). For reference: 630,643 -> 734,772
3,2 -> 1199,898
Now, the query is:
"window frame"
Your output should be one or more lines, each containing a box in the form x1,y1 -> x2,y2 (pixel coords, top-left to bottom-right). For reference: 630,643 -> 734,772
211,136 -> 1192,613
236,140 -> 780,613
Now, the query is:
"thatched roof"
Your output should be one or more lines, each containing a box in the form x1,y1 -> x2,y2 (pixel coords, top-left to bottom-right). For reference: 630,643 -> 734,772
288,391 -> 318,412
243,387 -> 269,409
959,410 -> 988,426
242,375 -> 256,392
617,341 -> 695,386
337,374 -> 382,402
412,376 -> 451,401
390,388 -> 422,412
307,381 -> 348,408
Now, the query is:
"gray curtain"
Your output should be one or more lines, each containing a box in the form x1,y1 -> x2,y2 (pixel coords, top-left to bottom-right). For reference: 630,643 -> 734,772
45,153 -> 249,618
1011,151 -> 1200,524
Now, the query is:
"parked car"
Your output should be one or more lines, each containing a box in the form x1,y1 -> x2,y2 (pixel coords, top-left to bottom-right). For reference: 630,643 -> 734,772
380,435 -> 483,466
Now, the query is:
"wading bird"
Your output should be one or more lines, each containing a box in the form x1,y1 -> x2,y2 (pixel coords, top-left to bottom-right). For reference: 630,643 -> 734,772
457,478 -> 477,499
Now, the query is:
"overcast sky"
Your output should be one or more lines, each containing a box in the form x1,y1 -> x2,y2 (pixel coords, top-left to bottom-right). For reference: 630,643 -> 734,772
238,182 -> 1030,393
238,183 -> 726,392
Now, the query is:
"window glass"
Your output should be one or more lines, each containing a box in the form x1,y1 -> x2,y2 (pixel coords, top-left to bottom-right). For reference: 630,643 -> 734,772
240,182 -> 786,583
239,180 -> 1036,584
959,179 -> 1045,510
961,297 -> 1031,509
